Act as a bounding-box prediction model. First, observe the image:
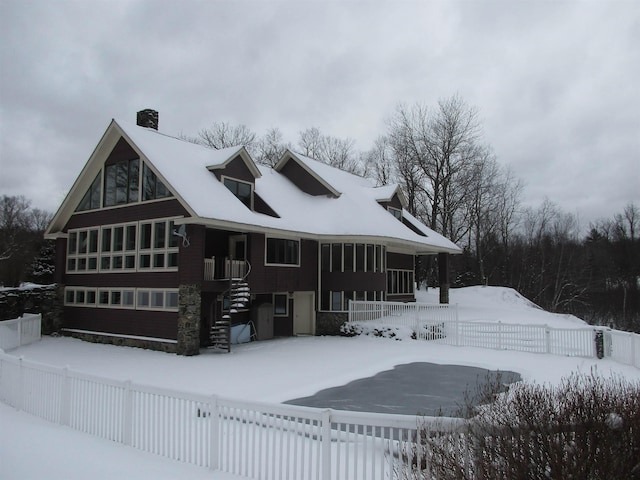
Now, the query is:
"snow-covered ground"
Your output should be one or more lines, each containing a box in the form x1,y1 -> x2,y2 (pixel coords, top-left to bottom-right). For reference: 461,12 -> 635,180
1,287 -> 638,479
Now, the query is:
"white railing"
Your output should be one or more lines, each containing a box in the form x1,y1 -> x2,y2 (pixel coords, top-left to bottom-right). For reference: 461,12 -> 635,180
349,300 -> 459,325
0,313 -> 41,351
0,351 -> 464,480
348,301 -> 640,367
204,258 -> 216,281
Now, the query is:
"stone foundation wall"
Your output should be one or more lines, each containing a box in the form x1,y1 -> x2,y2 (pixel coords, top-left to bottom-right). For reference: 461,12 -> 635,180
177,284 -> 201,356
316,311 -> 348,336
63,330 -> 176,353
0,284 -> 64,334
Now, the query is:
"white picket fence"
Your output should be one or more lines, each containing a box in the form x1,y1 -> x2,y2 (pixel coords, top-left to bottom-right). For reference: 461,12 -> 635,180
348,300 -> 640,368
0,351 -> 464,479
1,308 -> 639,479
0,313 -> 42,351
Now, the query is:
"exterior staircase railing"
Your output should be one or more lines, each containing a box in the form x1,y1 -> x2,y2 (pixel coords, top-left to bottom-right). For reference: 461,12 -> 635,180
209,259 -> 251,353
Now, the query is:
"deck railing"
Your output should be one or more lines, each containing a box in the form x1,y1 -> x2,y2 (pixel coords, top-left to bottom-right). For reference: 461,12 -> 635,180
0,313 -> 41,351
203,257 -> 249,281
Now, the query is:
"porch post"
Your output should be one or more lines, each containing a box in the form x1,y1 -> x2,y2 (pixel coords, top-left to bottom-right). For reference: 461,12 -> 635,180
438,252 -> 450,304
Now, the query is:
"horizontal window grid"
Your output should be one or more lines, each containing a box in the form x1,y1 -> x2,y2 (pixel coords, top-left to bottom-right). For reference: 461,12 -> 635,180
64,287 -> 178,312
66,218 -> 180,274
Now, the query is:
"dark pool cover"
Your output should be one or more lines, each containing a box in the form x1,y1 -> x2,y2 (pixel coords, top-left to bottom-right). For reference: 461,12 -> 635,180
285,362 -> 520,417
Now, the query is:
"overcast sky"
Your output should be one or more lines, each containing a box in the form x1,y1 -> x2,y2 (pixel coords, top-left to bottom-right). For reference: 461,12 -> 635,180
1,0 -> 638,228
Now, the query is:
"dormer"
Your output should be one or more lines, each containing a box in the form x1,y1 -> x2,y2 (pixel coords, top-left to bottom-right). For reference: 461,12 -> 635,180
274,151 -> 341,198
206,147 -> 262,210
374,185 -> 406,219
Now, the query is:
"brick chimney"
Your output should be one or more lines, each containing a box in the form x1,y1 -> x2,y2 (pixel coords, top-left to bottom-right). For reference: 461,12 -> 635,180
136,109 -> 159,130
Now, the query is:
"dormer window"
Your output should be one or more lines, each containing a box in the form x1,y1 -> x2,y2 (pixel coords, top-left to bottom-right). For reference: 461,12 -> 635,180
388,206 -> 402,221
223,176 -> 253,209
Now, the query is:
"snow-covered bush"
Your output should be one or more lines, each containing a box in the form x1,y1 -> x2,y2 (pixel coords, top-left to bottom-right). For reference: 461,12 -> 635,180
340,322 -> 413,340
402,372 -> 640,479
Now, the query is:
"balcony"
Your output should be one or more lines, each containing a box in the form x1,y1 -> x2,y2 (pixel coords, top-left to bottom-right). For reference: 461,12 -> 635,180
204,257 -> 249,281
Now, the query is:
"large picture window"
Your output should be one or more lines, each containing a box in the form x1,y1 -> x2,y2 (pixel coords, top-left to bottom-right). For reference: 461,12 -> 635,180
387,269 -> 415,295
76,174 -> 102,212
266,238 -> 299,266
65,286 -> 178,311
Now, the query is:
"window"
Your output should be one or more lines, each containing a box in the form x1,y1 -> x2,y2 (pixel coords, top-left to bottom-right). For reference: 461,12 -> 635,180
223,177 -> 253,209
67,218 -> 179,274
66,287 -> 178,311
77,173 -> 102,211
387,269 -> 415,295
388,207 -> 402,221
66,228 -> 99,272
64,287 -> 97,306
142,163 -> 172,201
273,294 -> 288,316
266,238 -> 299,266
138,219 -> 179,270
331,291 -> 343,311
104,158 -> 139,207
320,242 -> 385,273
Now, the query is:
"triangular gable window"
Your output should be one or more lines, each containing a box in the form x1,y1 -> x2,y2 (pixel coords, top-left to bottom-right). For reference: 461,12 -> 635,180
76,173 -> 102,212
142,163 -> 173,201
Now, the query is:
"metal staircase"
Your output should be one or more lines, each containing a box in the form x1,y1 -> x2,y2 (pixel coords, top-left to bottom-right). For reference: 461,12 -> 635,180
209,260 -> 251,353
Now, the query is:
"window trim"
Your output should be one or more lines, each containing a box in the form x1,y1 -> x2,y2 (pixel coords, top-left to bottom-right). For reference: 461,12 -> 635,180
265,237 -> 300,267
222,175 -> 254,210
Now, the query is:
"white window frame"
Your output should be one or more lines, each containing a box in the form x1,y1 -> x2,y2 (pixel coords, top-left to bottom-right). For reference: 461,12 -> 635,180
388,206 -> 402,221
65,286 -> 178,312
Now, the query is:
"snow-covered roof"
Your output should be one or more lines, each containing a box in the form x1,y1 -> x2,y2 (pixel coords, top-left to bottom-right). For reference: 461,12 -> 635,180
47,119 -> 462,254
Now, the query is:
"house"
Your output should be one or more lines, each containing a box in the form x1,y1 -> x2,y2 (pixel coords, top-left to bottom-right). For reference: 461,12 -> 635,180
45,110 -> 462,355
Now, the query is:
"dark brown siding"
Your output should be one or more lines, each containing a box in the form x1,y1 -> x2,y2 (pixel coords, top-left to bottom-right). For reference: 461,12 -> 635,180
105,137 -> 139,166
387,252 -> 414,270
321,272 -> 385,292
279,160 -> 334,196
247,234 -> 317,294
178,224 -> 205,285
64,272 -> 178,288
65,199 -> 189,231
54,237 -> 67,284
64,307 -> 177,340
212,156 -> 256,183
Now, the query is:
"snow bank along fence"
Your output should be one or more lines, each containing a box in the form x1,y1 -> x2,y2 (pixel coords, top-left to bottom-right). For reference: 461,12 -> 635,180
348,300 -> 640,369
0,313 -> 41,351
0,351 -> 465,480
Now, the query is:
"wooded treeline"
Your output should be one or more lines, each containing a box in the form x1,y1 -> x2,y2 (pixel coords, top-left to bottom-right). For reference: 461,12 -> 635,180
2,95 -> 638,331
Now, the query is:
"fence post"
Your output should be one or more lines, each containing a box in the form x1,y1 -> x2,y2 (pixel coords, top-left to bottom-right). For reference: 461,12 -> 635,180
209,395 -> 219,471
122,380 -> 133,446
60,365 -> 71,426
17,317 -> 22,348
17,356 -> 24,411
545,326 -> 551,354
321,409 -> 332,480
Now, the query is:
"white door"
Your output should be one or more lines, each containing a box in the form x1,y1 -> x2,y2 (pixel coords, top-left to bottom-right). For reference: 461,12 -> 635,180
293,292 -> 315,335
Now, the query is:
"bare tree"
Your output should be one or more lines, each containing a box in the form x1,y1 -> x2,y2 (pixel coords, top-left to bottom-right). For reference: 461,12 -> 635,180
255,127 -> 292,167
297,127 -> 361,175
195,121 -> 257,150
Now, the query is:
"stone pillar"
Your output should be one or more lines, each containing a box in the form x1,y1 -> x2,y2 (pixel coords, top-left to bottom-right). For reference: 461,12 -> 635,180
177,284 -> 201,356
438,252 -> 450,304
